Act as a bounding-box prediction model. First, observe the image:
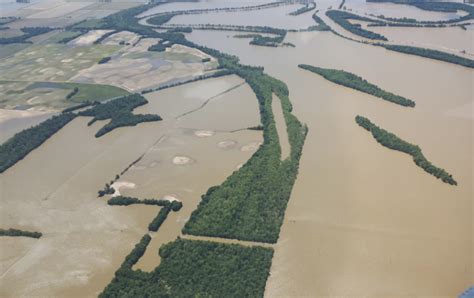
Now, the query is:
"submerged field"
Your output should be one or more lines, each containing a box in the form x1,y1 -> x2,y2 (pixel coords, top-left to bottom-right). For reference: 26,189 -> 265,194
0,0 -> 472,296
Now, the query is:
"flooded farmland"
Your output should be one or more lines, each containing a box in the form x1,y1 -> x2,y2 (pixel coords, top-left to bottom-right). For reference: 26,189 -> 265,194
0,75 -> 262,296
1,0 -> 473,296
185,24 -> 473,296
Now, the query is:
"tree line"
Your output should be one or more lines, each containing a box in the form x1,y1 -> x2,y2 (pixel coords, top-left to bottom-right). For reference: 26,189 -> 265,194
299,64 -> 416,107
0,113 -> 76,173
0,228 -> 42,238
289,2 -> 316,16
356,115 -> 457,185
0,27 -> 52,44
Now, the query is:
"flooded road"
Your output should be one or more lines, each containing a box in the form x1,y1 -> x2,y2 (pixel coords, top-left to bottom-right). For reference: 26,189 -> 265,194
186,28 -> 473,296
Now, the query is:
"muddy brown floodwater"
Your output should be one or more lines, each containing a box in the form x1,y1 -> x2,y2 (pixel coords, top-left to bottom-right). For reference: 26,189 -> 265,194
0,75 -> 261,296
186,23 -> 473,296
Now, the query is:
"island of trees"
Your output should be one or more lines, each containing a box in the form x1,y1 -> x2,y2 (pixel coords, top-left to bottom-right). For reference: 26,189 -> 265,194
356,115 -> 457,185
380,44 -> 474,69
78,93 -> 162,137
0,113 -> 76,173
326,10 -> 388,41
299,64 -> 416,107
0,228 -> 42,238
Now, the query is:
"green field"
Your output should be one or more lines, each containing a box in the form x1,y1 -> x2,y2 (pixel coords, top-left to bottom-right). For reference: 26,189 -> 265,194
0,80 -> 129,110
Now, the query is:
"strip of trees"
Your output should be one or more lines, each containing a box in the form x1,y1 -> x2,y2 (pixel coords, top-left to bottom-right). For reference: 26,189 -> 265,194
299,64 -> 415,107
0,228 -> 42,238
289,2 -> 316,16
0,113 -> 76,173
356,115 -> 457,185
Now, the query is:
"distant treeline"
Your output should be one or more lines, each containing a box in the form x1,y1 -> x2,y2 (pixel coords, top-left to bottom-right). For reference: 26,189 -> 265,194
0,113 -> 76,173
98,56 -> 112,64
78,94 -> 162,137
380,44 -> 474,69
326,10 -> 388,41
0,228 -> 42,238
299,64 -> 415,107
142,70 -> 234,94
0,27 -> 53,44
100,238 -> 273,297
289,2 -> 316,16
356,115 -> 457,185
367,0 -> 474,24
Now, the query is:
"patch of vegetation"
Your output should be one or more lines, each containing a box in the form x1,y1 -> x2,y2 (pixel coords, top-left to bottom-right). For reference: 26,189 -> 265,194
0,113 -> 76,173
380,44 -> 474,69
167,27 -> 192,33
326,10 -> 388,40
0,27 -> 53,44
289,2 -> 316,16
339,0 -> 346,9
53,30 -> 85,43
100,238 -> 273,297
98,183 -> 115,197
298,64 -> 415,107
107,196 -> 182,210
94,30 -> 118,44
78,93 -> 162,137
0,228 -> 42,238
98,56 -> 112,64
356,115 -> 457,185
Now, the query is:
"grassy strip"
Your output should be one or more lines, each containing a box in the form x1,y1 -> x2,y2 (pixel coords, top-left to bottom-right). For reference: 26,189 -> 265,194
0,113 -> 76,173
356,115 -> 457,185
78,93 -> 162,137
0,228 -> 42,238
100,238 -> 273,297
380,44 -> 474,69
326,10 -> 388,41
298,64 -> 415,107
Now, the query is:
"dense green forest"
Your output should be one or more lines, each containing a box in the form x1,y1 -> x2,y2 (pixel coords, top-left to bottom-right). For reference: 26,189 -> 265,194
299,64 -> 415,107
78,94 -> 162,137
356,115 -> 457,185
380,44 -> 474,69
289,2 -> 316,16
100,238 -> 273,297
0,27 -> 52,44
326,10 -> 388,40
0,228 -> 42,238
0,113 -> 76,173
